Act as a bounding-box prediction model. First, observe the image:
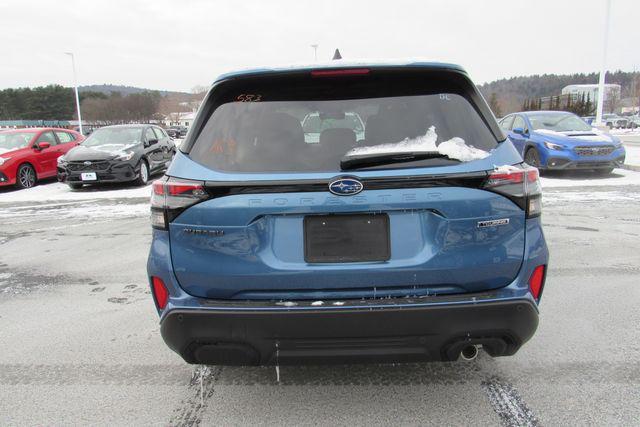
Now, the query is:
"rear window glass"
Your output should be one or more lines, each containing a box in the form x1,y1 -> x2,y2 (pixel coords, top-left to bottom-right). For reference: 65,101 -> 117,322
189,83 -> 498,173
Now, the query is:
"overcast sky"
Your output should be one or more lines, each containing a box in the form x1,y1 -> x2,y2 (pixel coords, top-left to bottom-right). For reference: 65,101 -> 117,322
1,0 -> 638,92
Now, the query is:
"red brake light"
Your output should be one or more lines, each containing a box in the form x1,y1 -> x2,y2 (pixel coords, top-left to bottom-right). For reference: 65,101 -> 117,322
166,182 -> 204,196
151,276 -> 169,309
152,180 -> 165,195
483,165 -> 542,218
150,177 -> 209,229
487,171 -> 525,184
311,68 -> 370,77
529,265 -> 546,300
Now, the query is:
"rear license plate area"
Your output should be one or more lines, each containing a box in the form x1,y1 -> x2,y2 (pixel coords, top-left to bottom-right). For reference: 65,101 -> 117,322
304,214 -> 390,263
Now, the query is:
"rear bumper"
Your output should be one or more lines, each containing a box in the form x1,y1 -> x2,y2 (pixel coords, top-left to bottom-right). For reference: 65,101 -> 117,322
160,296 -> 539,365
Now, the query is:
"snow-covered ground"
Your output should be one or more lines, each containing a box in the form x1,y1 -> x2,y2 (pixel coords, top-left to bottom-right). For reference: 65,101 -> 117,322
0,201 -> 150,224
539,168 -> 640,188
610,128 -> 640,136
0,181 -> 153,203
623,144 -> 640,166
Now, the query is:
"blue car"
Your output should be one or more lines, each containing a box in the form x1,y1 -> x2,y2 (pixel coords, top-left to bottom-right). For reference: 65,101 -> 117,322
147,61 -> 549,366
499,111 -> 626,174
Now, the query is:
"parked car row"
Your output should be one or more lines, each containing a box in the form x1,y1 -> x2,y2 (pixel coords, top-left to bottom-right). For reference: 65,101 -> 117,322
0,124 -> 176,190
582,114 -> 639,129
166,125 -> 188,139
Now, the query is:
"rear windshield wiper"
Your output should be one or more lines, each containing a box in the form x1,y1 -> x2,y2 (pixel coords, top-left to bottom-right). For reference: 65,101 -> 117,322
340,151 -> 458,170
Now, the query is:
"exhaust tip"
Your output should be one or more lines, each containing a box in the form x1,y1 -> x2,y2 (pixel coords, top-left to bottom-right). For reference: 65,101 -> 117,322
460,345 -> 479,361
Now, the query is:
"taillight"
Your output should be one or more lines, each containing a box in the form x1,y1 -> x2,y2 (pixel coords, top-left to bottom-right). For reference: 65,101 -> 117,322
150,177 -> 209,229
151,276 -> 169,309
528,265 -> 546,300
483,165 -> 542,218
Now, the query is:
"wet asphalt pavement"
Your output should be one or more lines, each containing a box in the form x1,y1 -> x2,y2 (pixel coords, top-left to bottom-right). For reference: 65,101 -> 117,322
0,175 -> 639,426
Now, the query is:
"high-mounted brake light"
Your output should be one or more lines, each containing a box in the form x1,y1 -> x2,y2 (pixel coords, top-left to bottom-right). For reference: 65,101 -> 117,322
151,177 -> 209,229
311,68 -> 370,77
483,165 -> 542,218
528,265 -> 546,300
151,276 -> 169,310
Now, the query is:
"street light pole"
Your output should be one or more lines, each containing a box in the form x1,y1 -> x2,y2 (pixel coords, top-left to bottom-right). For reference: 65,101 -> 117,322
310,44 -> 318,62
595,0 -> 612,127
65,52 -> 83,135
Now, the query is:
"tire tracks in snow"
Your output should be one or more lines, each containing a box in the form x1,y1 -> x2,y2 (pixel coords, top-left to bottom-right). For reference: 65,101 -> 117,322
168,365 -> 222,427
482,376 -> 540,426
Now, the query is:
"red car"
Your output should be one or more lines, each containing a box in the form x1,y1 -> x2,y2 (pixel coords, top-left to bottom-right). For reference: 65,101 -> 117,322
0,128 -> 84,189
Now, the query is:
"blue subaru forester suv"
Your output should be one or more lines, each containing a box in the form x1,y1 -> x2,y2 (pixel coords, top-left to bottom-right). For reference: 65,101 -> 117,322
147,61 -> 549,365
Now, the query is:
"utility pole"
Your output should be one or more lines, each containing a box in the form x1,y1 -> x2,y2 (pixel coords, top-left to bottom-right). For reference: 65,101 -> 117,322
65,52 -> 83,135
310,44 -> 318,62
595,0 -> 612,127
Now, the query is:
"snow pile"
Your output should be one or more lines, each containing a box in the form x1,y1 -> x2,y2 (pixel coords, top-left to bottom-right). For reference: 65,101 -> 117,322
437,137 -> 490,162
345,126 -> 490,162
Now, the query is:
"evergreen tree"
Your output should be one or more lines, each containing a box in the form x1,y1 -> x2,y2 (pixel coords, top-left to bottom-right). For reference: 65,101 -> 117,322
585,93 -> 593,115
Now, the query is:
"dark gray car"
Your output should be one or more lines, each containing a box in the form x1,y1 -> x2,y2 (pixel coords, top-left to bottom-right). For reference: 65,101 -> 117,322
57,124 -> 175,189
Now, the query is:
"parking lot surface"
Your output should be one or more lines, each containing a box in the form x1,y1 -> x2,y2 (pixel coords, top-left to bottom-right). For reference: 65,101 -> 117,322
1,170 -> 639,426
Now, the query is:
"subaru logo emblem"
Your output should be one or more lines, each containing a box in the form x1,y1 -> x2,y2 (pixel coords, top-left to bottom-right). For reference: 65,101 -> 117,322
328,177 -> 364,196
84,161 -> 92,166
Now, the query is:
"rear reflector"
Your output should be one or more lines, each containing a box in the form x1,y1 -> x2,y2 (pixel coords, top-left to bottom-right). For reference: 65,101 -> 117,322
311,68 -> 370,77
151,276 -> 169,309
528,265 -> 546,300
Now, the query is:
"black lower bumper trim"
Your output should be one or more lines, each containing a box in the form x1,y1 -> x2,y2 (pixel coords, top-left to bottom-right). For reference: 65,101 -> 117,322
545,156 -> 624,170
58,165 -> 137,183
160,299 -> 539,366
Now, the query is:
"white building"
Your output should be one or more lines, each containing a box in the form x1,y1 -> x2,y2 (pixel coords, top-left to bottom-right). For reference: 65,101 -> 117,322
561,84 -> 621,103
162,111 -> 196,128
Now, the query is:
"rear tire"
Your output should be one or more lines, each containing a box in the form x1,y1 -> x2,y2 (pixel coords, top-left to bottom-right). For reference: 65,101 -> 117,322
133,160 -> 149,186
16,163 -> 37,189
68,183 -> 83,190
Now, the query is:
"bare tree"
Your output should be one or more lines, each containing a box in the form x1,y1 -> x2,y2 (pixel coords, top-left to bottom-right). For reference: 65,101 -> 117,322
606,90 -> 621,114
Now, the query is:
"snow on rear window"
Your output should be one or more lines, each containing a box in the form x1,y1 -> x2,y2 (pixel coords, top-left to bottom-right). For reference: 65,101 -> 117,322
346,126 -> 490,162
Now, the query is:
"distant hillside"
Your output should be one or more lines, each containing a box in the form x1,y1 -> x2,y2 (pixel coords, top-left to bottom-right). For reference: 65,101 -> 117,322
79,84 -> 188,97
478,70 -> 640,115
